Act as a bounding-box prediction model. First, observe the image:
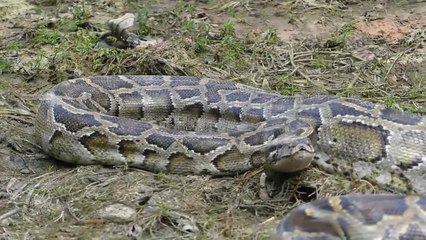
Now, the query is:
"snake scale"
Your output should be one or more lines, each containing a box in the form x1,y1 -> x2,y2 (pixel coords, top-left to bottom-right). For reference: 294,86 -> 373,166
34,75 -> 426,239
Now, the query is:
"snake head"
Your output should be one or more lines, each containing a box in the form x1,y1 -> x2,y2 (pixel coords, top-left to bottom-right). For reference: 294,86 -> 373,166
266,137 -> 316,173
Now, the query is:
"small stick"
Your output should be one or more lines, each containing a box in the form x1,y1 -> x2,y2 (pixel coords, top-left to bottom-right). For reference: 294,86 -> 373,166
0,208 -> 20,221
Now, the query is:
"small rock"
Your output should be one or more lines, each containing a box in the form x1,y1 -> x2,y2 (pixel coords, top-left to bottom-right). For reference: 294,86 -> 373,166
375,4 -> 384,10
58,13 -> 73,19
375,172 -> 391,186
352,162 -> 373,179
19,168 -> 31,174
0,217 -> 12,227
127,224 -> 143,239
97,203 -> 136,223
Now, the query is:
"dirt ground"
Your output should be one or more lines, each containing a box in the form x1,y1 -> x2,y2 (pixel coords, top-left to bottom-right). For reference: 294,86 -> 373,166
0,0 -> 425,239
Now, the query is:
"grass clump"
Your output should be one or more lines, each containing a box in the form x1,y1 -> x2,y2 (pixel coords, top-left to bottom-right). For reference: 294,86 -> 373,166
0,58 -> 11,74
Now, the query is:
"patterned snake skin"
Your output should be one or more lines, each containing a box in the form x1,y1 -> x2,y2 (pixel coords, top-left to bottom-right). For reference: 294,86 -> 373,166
276,194 -> 426,239
34,75 -> 426,239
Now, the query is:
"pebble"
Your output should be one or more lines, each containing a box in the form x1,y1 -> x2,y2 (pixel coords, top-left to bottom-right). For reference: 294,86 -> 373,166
97,203 -> 136,223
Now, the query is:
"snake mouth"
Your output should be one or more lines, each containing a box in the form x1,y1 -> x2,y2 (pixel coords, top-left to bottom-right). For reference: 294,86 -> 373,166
268,142 -> 316,173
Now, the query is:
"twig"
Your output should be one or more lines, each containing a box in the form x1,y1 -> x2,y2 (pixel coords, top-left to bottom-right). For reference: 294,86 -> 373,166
65,203 -> 82,223
352,73 -> 389,96
294,50 -> 365,61
288,43 -> 325,89
0,208 -> 21,221
383,51 -> 406,82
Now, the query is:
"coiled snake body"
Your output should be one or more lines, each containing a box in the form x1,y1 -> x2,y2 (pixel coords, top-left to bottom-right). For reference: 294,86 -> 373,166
35,75 -> 426,239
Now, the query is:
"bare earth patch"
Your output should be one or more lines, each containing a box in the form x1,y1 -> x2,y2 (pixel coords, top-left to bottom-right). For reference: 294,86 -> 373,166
0,0 -> 425,239
355,15 -> 425,44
